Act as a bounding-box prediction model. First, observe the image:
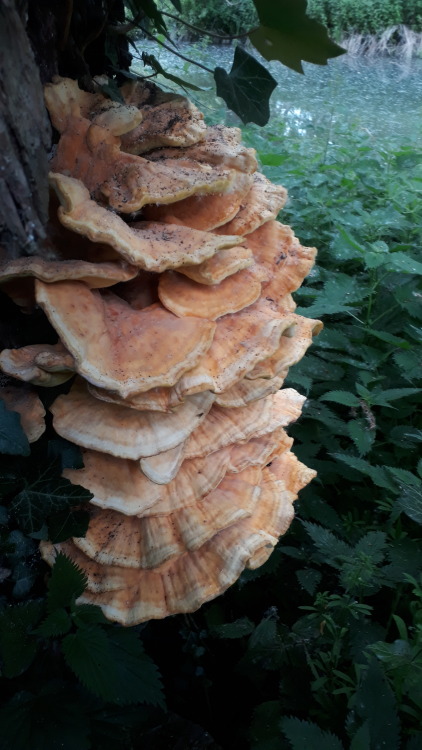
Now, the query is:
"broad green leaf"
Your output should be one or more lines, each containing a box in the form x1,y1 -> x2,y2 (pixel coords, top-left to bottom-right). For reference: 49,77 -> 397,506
48,508 -> 90,544
393,350 -> 421,381
63,626 -> 165,706
214,46 -> 277,126
0,601 -> 43,677
355,660 -> 400,750
71,602 -> 108,627
281,716 -> 344,750
320,391 -> 360,407
386,252 -> 422,275
387,467 -> 421,488
250,0 -> 344,73
347,419 -> 375,456
212,617 -> 255,639
0,400 -> 30,456
355,532 -> 387,564
142,52 -> 202,91
46,552 -> 87,613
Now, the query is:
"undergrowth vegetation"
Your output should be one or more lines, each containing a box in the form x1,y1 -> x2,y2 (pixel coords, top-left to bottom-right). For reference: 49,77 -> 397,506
0,110 -> 421,750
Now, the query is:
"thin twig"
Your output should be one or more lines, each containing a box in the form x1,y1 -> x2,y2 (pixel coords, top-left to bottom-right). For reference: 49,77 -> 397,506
138,30 -> 214,74
161,10 -> 258,40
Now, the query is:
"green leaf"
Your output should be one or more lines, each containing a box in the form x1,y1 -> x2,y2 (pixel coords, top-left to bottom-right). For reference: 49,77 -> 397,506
393,350 -> 421,381
11,469 -> 92,535
396,485 -> 422,525
320,391 -> 360,407
71,602 -> 108,627
250,701 -> 282,750
371,387 -> 421,406
48,438 -> 84,470
48,508 -> 90,544
281,716 -> 344,750
212,617 -> 255,639
347,419 -> 375,456
12,560 -> 37,599
0,400 -> 30,456
99,78 -> 125,104
354,660 -> 400,750
302,522 -> 351,566
0,601 -> 43,677
35,608 -> 72,637
355,532 -> 387,564
349,721 -> 371,750
46,552 -> 87,613
250,0 -> 344,73
62,626 -> 165,706
142,52 -> 202,91
386,252 -> 422,275
331,454 -> 396,491
296,568 -> 322,596
214,46 -> 277,126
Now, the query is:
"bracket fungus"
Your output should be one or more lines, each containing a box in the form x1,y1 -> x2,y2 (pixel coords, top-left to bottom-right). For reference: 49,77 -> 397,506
2,76 -> 324,626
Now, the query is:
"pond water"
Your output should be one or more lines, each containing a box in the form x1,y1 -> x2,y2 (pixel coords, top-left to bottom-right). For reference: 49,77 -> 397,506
132,41 -> 422,144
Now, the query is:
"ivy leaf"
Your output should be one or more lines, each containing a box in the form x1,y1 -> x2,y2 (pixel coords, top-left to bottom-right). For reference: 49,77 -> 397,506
281,716 -> 345,749
0,601 -> 43,678
142,52 -> 202,91
214,46 -> 277,126
0,400 -> 30,456
46,552 -> 87,613
250,0 -> 345,73
348,419 -> 375,456
11,468 -> 92,535
47,508 -> 90,544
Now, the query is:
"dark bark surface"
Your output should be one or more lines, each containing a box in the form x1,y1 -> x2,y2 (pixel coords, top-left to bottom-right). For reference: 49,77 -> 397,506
0,0 -> 51,259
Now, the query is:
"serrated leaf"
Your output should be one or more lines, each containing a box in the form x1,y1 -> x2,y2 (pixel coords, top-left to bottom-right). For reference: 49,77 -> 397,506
320,391 -> 360,407
214,46 -> 277,126
348,419 -> 375,456
250,0 -> 344,73
212,617 -> 255,639
296,568 -> 322,596
355,532 -> 387,564
0,400 -> 30,456
281,716 -> 344,750
387,467 -> 421,488
355,660 -> 400,750
386,252 -> 422,275
349,720 -> 371,750
393,350 -> 421,381
35,608 -> 72,637
63,625 -> 165,706
0,601 -> 43,677
371,387 -> 421,406
71,602 -> 108,627
331,454 -> 396,491
142,52 -> 202,91
46,552 -> 87,613
302,522 -> 351,566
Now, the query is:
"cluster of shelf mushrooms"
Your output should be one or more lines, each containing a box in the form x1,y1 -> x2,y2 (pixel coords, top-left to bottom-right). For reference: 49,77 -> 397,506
0,76 -> 322,625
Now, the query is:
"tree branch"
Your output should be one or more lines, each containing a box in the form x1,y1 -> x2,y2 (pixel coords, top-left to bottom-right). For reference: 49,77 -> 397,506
137,30 -> 214,74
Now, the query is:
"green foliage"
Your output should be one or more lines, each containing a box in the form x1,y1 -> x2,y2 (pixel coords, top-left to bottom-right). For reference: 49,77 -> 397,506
307,0 -> 422,35
214,46 -> 277,126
